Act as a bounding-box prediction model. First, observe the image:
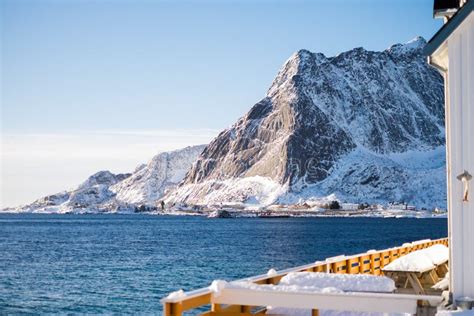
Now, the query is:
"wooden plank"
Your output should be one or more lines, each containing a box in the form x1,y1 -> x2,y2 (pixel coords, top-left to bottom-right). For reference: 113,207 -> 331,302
347,258 -> 360,274
212,288 -> 441,314
332,261 -> 347,274
370,253 -> 381,275
242,305 -> 252,313
164,302 -> 182,316
390,249 -> 400,262
428,270 -> 439,284
181,293 -> 212,311
359,255 -> 371,274
212,304 -> 223,312
381,251 -> 390,268
163,303 -> 172,316
407,273 -> 425,295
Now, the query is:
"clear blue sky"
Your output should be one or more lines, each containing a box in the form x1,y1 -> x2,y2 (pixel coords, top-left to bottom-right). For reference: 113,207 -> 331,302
1,0 -> 442,207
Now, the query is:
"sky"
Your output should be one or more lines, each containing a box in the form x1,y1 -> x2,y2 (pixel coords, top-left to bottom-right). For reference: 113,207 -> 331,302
1,0 -> 443,208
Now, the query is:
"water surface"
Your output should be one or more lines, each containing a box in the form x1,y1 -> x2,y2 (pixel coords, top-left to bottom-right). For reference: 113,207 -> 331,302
0,214 -> 447,314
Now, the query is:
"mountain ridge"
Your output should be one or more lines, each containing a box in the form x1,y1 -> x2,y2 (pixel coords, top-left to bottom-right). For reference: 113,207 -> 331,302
166,37 -> 446,208
5,145 -> 205,213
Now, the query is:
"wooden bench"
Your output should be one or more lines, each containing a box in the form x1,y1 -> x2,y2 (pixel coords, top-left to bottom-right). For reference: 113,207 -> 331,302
383,265 -> 444,295
382,245 -> 449,295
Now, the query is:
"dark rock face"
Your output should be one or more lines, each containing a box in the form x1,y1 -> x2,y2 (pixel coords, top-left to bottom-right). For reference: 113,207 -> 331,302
283,92 -> 355,185
172,37 -> 445,207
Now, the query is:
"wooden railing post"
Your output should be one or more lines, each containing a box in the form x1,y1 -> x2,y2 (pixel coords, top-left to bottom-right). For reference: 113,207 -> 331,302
241,305 -> 252,313
211,303 -> 222,312
163,303 -> 171,316
163,303 -> 182,316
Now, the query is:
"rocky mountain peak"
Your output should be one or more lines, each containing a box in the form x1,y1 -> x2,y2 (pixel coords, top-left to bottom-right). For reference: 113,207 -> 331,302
386,36 -> 427,56
167,37 -> 446,208
268,49 -> 327,97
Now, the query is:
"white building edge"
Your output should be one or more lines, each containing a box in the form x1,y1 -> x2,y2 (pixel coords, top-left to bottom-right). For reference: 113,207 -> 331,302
425,0 -> 474,304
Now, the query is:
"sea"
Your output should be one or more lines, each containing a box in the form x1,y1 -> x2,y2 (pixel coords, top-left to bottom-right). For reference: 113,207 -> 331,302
0,214 -> 447,314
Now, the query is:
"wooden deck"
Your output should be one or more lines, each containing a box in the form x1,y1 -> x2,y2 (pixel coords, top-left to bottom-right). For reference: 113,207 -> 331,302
161,237 -> 448,315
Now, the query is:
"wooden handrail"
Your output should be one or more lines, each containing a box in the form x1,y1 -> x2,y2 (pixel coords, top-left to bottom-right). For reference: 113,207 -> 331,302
212,288 -> 443,314
161,237 -> 448,315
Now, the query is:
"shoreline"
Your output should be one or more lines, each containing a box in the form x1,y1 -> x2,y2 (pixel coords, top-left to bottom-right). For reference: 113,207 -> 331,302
0,209 -> 448,219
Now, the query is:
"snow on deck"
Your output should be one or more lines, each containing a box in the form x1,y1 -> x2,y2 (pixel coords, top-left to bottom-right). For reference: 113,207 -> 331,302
210,272 -> 395,296
209,272 -> 397,316
382,244 -> 448,272
279,272 -> 396,293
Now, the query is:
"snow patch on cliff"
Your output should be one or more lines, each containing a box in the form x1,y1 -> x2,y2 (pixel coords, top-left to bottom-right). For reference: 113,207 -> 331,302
166,176 -> 288,206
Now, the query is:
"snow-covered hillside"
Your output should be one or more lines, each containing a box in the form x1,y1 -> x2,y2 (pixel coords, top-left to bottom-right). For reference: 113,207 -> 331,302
111,145 -> 206,204
8,171 -> 132,213
166,37 -> 446,209
5,145 -> 205,213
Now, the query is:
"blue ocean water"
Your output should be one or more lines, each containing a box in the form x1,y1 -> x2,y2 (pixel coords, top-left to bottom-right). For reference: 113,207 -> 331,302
0,214 -> 447,314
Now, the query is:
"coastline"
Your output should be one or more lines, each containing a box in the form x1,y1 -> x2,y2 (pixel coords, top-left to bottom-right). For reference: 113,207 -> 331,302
0,207 -> 448,219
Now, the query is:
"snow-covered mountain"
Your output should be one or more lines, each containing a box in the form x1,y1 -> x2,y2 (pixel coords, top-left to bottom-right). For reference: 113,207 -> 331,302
6,145 -> 205,213
5,37 -> 447,213
166,37 -> 446,209
9,171 -> 132,213
111,145 -> 206,204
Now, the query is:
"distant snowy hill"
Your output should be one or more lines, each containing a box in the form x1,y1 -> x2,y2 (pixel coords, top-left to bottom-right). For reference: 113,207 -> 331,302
6,145 -> 205,213
111,145 -> 206,204
166,37 -> 446,209
9,171 -> 132,213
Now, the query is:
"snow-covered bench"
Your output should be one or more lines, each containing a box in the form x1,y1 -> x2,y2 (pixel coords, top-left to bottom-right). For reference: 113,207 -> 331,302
273,271 -> 396,293
208,272 -> 442,315
382,244 -> 449,294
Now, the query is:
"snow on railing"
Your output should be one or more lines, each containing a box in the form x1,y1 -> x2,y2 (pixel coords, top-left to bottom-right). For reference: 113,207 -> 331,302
161,237 -> 448,316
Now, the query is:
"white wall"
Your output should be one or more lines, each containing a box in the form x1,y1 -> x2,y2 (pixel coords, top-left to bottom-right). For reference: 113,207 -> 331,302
446,12 -> 474,301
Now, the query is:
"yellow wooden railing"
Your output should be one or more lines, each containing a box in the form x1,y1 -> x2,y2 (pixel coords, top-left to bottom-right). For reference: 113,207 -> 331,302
162,237 -> 448,315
